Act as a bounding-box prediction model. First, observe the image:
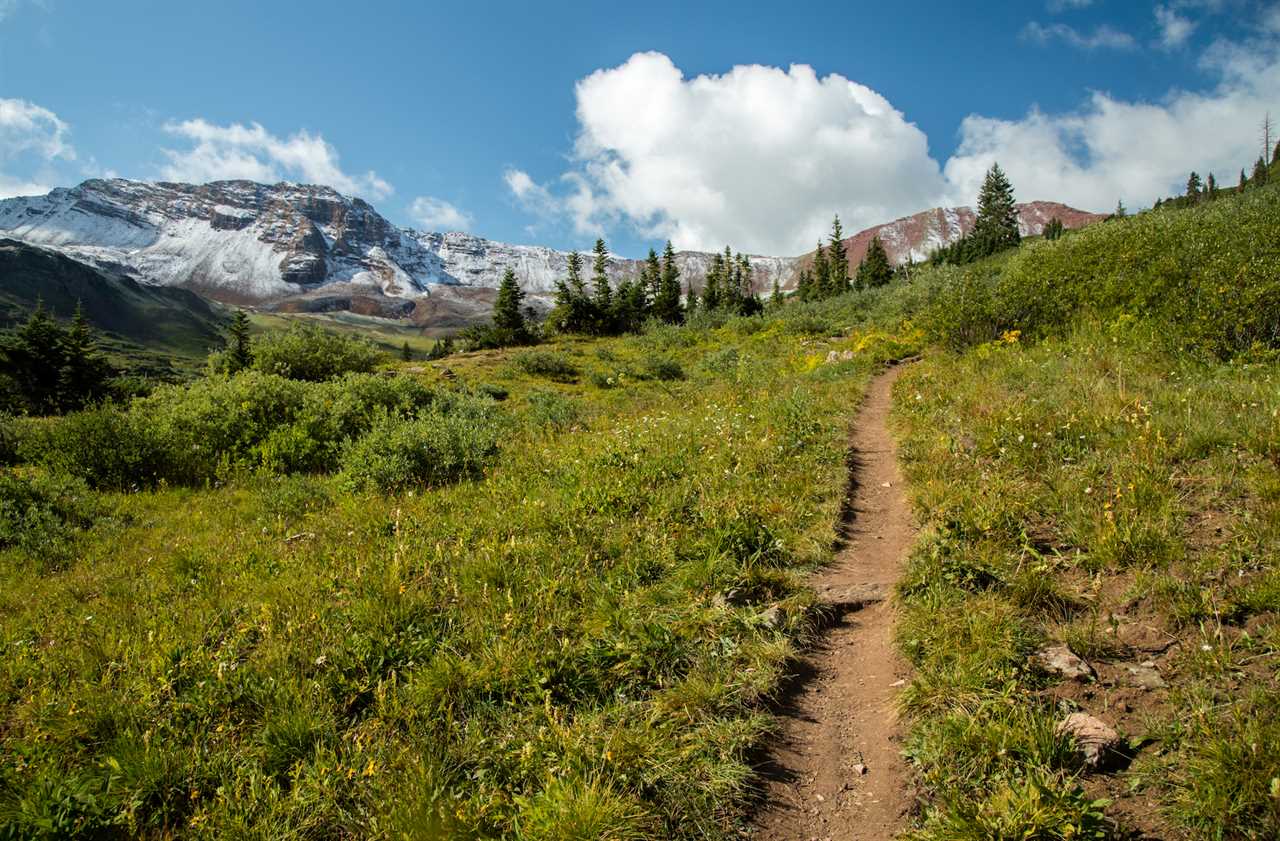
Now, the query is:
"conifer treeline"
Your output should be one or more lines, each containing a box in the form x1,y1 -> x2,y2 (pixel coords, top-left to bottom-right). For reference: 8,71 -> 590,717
1154,140 -> 1280,210
550,238 -> 762,336
794,215 -> 894,302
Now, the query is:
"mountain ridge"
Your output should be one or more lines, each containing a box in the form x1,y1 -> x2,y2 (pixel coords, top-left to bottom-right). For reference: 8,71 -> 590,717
0,178 -> 1104,326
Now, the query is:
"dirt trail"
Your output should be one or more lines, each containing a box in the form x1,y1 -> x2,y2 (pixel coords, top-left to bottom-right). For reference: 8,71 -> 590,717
751,366 -> 915,841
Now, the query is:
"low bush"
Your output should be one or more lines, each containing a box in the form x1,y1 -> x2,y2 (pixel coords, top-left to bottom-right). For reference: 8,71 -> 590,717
340,396 -> 502,492
512,350 -> 580,382
524,390 -> 579,432
640,356 -> 684,382
21,405 -> 165,490
0,469 -> 98,568
250,324 -> 385,381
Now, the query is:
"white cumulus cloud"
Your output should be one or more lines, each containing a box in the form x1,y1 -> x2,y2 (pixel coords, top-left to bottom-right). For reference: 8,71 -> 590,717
408,195 -> 473,231
511,40 -> 1280,254
160,119 -> 392,200
509,52 -> 946,255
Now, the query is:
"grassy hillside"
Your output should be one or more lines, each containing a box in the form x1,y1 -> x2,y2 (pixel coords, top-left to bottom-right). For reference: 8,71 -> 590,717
0,294 -> 923,838
894,186 -> 1280,839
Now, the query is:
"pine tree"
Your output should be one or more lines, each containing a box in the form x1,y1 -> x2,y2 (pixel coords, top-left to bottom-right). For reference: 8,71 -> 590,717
400,341 -> 413,362
973,163 -> 1020,254
1206,173 -> 1218,200
57,302 -> 115,412
1186,171 -> 1203,203
493,267 -> 527,338
1252,156 -> 1269,188
1239,169 -> 1248,194
1043,217 -> 1065,241
811,242 -> 829,300
227,310 -> 253,373
591,238 -> 613,333
653,241 -> 683,324
827,215 -> 849,294
1,302 -> 69,415
644,248 -> 661,309
1115,199 -> 1127,218
770,277 -> 783,308
702,252 -> 724,311
857,236 -> 893,289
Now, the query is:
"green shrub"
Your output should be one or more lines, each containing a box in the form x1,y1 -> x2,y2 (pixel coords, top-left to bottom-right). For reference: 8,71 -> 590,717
525,390 -> 580,432
340,397 -> 501,492
640,357 -> 684,382
250,324 -> 385,381
21,405 -> 165,490
0,413 -> 16,466
0,470 -> 97,568
512,350 -> 580,382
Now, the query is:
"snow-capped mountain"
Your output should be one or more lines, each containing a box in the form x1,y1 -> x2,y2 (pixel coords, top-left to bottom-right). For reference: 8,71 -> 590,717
0,179 -> 793,320
0,178 -> 1105,326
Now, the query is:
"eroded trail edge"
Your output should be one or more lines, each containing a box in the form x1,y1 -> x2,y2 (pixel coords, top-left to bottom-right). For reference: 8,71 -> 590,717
752,366 -> 914,841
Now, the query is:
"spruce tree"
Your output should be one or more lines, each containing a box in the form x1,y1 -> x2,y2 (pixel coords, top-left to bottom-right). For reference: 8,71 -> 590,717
644,248 -> 661,309
1186,171 -> 1203,203
827,216 -> 848,294
1206,173 -> 1218,200
653,241 -> 683,324
770,277 -> 783,308
811,242 -> 830,300
493,268 -> 527,338
1,303 -> 69,415
858,235 -> 893,289
702,252 -> 724,311
973,163 -> 1020,254
1043,217 -> 1064,241
591,238 -> 613,333
1115,199 -> 1127,218
1239,169 -> 1248,193
57,303 -> 115,412
227,310 -> 253,373
1252,156 -> 1269,187
401,341 -> 413,362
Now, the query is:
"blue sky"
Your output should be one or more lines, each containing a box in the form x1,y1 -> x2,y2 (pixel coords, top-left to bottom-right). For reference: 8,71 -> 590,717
2,0 -> 1278,256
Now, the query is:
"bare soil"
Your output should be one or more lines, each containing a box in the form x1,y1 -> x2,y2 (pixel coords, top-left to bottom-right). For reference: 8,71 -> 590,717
751,366 -> 915,841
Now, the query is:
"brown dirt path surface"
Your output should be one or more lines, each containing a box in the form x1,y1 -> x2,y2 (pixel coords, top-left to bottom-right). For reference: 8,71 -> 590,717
750,366 -> 915,841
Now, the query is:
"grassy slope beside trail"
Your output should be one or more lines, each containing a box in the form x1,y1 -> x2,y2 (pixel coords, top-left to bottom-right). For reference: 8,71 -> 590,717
892,186 -> 1280,839
0,298 -> 922,838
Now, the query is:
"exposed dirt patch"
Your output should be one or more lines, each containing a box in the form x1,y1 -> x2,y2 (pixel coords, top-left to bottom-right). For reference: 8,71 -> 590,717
750,367 -> 915,841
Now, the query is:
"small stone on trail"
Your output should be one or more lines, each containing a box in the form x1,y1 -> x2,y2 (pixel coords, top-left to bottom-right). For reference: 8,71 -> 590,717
1033,644 -> 1095,681
1123,664 -> 1167,690
890,678 -> 906,687
880,482 -> 892,488
1056,712 -> 1120,769
852,763 -> 868,776
759,606 -> 785,630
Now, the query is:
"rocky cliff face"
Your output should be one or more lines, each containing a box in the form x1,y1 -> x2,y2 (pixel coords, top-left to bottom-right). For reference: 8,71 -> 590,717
0,179 -> 1105,326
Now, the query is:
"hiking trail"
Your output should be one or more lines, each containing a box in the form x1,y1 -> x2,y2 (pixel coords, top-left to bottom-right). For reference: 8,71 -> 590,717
751,366 -> 915,841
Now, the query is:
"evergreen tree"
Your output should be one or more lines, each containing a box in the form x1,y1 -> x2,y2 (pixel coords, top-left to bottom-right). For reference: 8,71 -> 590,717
1186,171 -> 1203,203
227,309 -> 253,373
827,215 -> 849,294
684,279 -> 698,316
590,238 -> 613,333
653,241 -> 683,324
553,251 -> 595,334
493,267 -> 528,339
1252,156 -> 1269,187
973,163 -> 1020,254
770,277 -> 783,308
1206,173 -> 1218,200
702,252 -> 724,311
1115,199 -> 1127,218
1239,169 -> 1248,194
1,303 -> 68,415
811,242 -> 830,300
400,341 -> 413,362
795,268 -> 812,302
857,236 -> 893,289
643,248 -> 661,309
1043,217 -> 1065,241
56,303 -> 115,412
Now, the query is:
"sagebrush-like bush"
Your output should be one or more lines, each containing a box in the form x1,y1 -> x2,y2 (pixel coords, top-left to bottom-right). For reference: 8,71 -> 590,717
250,324 -> 385,381
512,351 -> 580,382
340,396 -> 501,492
0,469 -> 98,567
